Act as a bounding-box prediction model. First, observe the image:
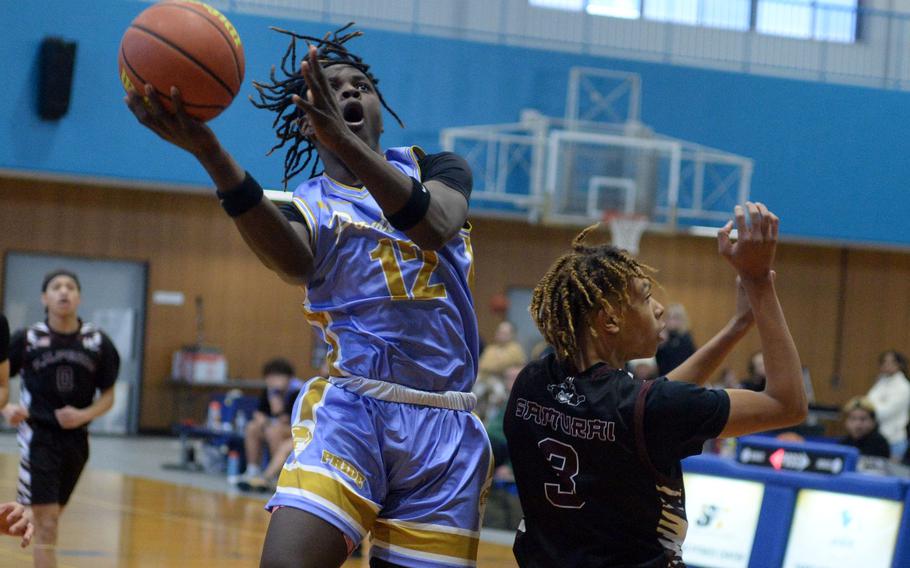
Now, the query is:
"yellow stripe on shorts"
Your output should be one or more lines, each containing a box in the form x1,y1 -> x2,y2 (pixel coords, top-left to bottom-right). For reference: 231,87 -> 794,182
276,466 -> 380,538
371,519 -> 480,566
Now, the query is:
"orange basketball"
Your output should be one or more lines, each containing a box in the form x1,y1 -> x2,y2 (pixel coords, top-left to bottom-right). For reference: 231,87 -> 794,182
118,0 -> 245,122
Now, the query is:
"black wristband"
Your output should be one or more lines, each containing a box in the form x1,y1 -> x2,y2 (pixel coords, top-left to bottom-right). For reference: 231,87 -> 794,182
387,177 -> 431,231
216,172 -> 264,217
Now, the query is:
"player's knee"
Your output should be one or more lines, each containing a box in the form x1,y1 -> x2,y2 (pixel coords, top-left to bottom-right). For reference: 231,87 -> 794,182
34,514 -> 59,540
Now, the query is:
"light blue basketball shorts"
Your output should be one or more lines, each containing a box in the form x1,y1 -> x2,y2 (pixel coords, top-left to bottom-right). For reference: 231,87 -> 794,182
266,376 -> 494,567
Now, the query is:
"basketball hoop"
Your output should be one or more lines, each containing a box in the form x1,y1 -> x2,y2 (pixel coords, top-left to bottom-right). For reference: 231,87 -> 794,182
603,211 -> 648,256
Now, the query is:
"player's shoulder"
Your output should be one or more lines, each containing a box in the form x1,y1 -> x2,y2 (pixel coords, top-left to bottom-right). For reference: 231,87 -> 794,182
290,175 -> 324,200
513,354 -> 560,392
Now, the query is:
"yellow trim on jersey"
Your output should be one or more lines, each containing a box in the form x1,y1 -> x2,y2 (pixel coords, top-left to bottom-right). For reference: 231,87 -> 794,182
276,465 -> 380,538
460,233 -> 475,292
323,175 -> 371,201
301,306 -> 343,376
371,519 -> 480,564
290,377 -> 331,449
292,197 -> 318,245
408,146 -> 426,181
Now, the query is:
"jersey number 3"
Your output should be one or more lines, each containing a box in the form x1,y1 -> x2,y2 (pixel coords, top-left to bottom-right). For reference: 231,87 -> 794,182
370,238 -> 446,301
538,438 -> 585,509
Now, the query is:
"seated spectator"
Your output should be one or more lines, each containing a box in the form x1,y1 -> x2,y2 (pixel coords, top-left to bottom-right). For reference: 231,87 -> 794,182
475,322 -> 526,421
866,350 -> 910,459
655,303 -> 696,375
479,321 -> 527,382
839,396 -> 891,459
740,351 -> 766,392
482,365 -> 523,530
238,358 -> 299,490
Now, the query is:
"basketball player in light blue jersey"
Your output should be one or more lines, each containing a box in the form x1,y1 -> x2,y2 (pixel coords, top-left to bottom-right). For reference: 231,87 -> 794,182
125,24 -> 490,568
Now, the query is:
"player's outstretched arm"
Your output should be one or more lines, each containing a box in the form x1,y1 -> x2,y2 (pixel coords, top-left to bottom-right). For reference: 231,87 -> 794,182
717,203 -> 807,438
293,46 -> 465,250
125,87 -> 315,285
666,277 -> 754,385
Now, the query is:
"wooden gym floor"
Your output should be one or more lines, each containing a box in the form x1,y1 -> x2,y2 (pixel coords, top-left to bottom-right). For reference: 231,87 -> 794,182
0,452 -> 517,567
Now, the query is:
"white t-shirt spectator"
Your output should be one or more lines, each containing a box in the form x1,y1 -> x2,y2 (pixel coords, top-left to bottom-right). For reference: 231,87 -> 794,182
867,372 -> 910,446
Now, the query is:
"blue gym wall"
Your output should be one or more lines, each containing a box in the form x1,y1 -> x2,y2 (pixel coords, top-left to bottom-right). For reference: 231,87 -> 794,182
3,0 -> 909,246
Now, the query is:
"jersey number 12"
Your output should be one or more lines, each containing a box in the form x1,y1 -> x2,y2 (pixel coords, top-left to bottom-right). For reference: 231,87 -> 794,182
370,238 -> 446,300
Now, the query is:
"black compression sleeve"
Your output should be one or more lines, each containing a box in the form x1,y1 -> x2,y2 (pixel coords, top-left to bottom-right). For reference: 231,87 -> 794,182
418,152 -> 473,200
278,202 -> 306,225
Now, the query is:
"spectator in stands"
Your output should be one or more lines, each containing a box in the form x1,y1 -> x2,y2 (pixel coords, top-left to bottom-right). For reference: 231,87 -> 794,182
838,396 -> 890,459
474,322 -> 526,421
482,365 -> 522,530
238,358 -> 299,490
866,350 -> 910,458
740,351 -> 767,392
655,303 -> 696,375
485,365 -> 523,475
479,321 -> 527,382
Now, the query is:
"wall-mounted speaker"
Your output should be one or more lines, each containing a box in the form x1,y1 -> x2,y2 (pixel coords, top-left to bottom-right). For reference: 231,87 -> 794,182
37,37 -> 77,121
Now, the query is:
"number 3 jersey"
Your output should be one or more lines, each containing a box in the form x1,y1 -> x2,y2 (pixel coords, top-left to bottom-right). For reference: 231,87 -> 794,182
9,321 -> 120,429
281,146 -> 478,393
504,354 -> 730,568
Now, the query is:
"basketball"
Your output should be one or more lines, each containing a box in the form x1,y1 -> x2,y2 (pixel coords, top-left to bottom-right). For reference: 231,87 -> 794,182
118,0 -> 245,122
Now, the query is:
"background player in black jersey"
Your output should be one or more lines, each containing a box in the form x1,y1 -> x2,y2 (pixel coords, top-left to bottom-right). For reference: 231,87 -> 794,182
505,203 -> 806,567
5,270 -> 120,568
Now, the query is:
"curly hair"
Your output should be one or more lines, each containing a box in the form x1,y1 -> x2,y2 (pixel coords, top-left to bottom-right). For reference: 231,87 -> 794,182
250,23 -> 404,185
530,224 -> 654,371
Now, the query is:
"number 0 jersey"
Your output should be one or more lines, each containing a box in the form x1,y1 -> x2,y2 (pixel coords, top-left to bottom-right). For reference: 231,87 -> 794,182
504,354 -> 730,568
287,146 -> 478,393
9,321 -> 120,430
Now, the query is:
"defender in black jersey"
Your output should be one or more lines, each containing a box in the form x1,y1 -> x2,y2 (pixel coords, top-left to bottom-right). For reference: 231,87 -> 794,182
505,203 -> 807,567
6,270 -> 119,568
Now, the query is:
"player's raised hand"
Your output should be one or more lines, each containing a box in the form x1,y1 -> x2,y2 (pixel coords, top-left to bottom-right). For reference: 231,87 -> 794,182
125,85 -> 219,158
291,45 -> 351,152
717,202 -> 779,283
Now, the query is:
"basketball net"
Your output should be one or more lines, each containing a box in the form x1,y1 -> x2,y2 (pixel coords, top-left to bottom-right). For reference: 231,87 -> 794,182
604,212 -> 648,256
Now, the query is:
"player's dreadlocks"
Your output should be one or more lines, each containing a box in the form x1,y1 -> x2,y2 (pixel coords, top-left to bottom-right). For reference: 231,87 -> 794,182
530,224 -> 655,372
250,23 -> 404,185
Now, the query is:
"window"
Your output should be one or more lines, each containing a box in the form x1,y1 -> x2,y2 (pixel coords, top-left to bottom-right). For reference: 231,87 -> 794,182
527,0 -> 860,43
644,0 -> 751,31
529,0 -> 585,10
586,0 -> 641,19
529,0 -> 642,18
756,0 -> 859,43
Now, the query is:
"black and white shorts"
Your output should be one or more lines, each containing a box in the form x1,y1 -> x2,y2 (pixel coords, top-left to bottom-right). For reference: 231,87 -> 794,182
17,422 -> 89,507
